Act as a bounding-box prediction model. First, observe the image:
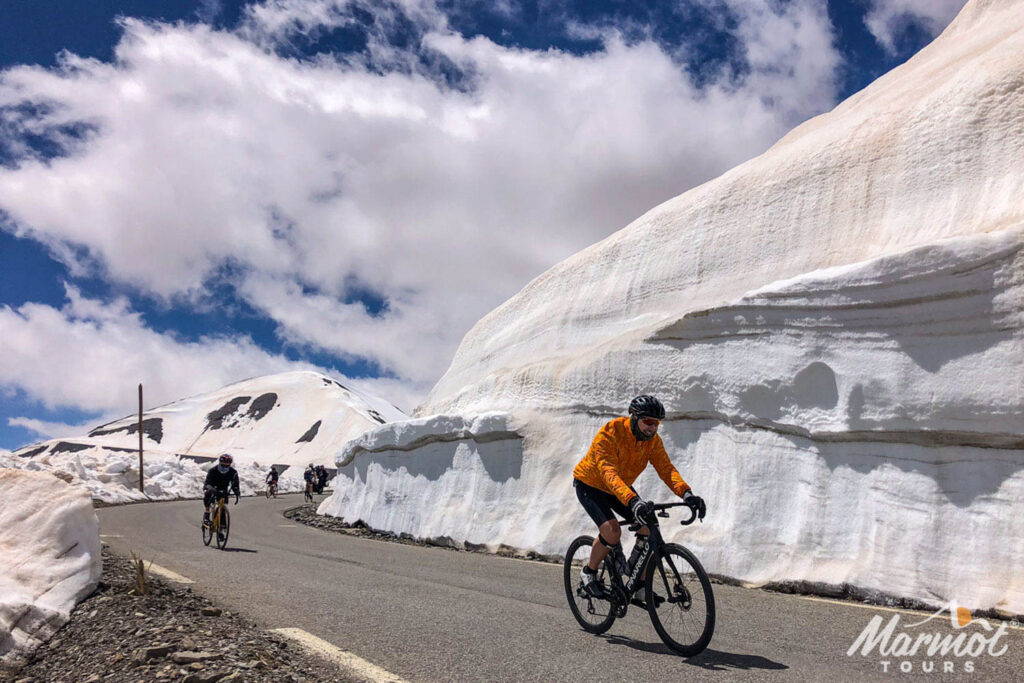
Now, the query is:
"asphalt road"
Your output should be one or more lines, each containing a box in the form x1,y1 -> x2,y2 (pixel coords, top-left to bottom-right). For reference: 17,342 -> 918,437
98,495 -> 1024,682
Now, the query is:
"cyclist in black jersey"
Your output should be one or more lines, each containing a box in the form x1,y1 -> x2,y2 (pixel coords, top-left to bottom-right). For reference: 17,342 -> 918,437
204,453 -> 240,524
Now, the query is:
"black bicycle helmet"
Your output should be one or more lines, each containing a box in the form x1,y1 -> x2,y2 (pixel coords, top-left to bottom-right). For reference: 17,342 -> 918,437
628,395 -> 665,420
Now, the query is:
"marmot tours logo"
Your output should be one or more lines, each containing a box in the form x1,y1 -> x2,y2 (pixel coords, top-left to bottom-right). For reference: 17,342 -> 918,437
847,601 -> 1010,674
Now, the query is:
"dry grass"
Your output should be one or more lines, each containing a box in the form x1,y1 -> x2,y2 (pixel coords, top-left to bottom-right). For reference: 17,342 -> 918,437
129,550 -> 151,596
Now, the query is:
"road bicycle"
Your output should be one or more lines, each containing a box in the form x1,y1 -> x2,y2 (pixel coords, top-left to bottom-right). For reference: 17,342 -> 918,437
265,481 -> 278,498
563,501 -> 715,656
202,494 -> 234,550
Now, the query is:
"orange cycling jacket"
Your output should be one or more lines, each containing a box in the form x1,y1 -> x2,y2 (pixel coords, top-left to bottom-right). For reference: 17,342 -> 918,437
573,417 -> 690,506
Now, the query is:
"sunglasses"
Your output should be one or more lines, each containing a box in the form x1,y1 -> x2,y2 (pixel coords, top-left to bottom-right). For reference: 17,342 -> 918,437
639,418 -> 660,427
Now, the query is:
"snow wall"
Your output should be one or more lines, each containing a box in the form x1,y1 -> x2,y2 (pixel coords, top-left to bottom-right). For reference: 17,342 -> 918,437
323,0 -> 1024,615
0,469 -> 102,671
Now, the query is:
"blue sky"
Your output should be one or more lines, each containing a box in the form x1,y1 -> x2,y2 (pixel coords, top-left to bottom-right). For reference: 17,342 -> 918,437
0,0 -> 967,450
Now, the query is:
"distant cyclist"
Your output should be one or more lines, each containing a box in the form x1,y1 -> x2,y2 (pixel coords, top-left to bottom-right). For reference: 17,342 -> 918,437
303,464 -> 316,498
204,453 -> 240,525
315,465 -> 328,493
573,395 -> 706,604
265,466 -> 280,494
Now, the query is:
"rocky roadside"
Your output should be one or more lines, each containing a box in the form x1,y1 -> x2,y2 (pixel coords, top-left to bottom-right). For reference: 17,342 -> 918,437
284,503 -> 562,563
5,547 -> 354,683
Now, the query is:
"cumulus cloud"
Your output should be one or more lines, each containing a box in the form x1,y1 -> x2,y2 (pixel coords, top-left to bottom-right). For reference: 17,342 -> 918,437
0,0 -> 843,411
0,285 -> 414,421
864,0 -> 968,54
7,415 -> 106,441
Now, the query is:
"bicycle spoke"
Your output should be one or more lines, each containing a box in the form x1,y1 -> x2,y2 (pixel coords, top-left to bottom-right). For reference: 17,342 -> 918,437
647,544 -> 715,656
563,536 -> 616,634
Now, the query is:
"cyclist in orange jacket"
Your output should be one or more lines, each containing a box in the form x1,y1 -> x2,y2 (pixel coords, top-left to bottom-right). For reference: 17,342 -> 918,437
573,395 -> 706,603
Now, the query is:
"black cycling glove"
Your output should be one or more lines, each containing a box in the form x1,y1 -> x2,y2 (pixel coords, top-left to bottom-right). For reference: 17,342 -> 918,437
629,496 -> 655,524
682,490 -> 707,521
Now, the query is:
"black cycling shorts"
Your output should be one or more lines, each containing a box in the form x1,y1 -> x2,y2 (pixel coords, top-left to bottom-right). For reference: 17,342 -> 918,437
204,488 -> 230,507
574,478 -> 636,527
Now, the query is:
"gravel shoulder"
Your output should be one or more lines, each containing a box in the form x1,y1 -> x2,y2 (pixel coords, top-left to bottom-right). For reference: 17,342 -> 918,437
3,547 -> 354,683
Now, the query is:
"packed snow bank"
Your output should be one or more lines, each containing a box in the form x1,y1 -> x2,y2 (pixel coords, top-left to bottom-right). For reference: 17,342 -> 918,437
0,469 -> 101,670
325,228 -> 1022,614
326,0 -> 1024,616
322,414 -> 538,544
1,447 -> 306,504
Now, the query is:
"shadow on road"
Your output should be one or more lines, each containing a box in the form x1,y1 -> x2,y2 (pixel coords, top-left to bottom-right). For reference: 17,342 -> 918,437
220,548 -> 259,554
600,634 -> 788,671
684,648 -> 788,672
599,634 -> 676,656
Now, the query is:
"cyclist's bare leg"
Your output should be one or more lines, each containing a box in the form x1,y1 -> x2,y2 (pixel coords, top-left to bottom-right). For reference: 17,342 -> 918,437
587,519 -> 621,570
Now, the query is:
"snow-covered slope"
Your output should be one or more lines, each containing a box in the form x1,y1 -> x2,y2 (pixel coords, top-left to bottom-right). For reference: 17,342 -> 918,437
7,371 -> 407,502
322,0 -> 1024,615
12,371 -> 406,469
0,469 -> 101,671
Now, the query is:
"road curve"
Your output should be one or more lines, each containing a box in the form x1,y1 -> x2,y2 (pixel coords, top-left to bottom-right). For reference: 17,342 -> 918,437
98,495 -> 1023,682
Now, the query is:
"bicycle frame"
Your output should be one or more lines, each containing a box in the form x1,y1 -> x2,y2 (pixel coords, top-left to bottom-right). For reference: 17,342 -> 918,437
210,497 -> 226,533
565,499 -> 713,655
603,502 -> 694,614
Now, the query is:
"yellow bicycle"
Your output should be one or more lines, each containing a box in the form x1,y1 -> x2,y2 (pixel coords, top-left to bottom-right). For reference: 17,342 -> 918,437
202,494 -> 234,550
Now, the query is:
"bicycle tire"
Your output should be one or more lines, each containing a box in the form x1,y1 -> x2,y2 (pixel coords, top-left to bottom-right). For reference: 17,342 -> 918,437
563,535 -> 616,634
646,543 -> 715,656
265,487 -> 271,499
202,512 -> 213,546
216,506 -> 230,550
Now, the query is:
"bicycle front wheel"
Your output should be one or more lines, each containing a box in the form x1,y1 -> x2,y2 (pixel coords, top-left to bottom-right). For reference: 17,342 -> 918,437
216,507 -> 231,550
265,487 -> 271,499
646,543 -> 715,656
563,535 -> 616,634
202,514 -> 213,546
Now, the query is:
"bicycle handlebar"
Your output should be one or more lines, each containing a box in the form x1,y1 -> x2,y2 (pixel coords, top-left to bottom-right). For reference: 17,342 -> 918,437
627,501 -> 699,530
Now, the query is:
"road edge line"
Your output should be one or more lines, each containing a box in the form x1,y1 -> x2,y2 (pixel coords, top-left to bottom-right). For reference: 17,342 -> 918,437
269,627 -> 406,682
146,563 -> 194,584
796,595 -> 1024,631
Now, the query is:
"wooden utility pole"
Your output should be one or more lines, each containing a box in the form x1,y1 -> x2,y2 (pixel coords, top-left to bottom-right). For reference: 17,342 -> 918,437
138,383 -> 144,493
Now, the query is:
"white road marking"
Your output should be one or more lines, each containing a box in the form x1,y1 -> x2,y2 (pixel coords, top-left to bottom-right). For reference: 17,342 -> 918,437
269,628 -> 406,682
146,563 -> 195,584
99,534 -> 124,538
796,595 -> 1024,631
277,524 -> 298,527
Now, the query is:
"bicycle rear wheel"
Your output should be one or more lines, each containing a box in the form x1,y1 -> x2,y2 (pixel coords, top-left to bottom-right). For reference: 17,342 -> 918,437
563,535 -> 616,634
646,543 -> 715,656
216,506 -> 230,550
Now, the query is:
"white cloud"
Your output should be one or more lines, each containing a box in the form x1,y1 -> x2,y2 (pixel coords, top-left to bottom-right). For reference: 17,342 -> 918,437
7,415 -> 108,441
864,0 -> 968,54
0,0 -> 843,407
0,285 -> 420,419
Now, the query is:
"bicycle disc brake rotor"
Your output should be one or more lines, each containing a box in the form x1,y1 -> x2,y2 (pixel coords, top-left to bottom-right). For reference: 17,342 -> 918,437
669,582 -> 692,609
